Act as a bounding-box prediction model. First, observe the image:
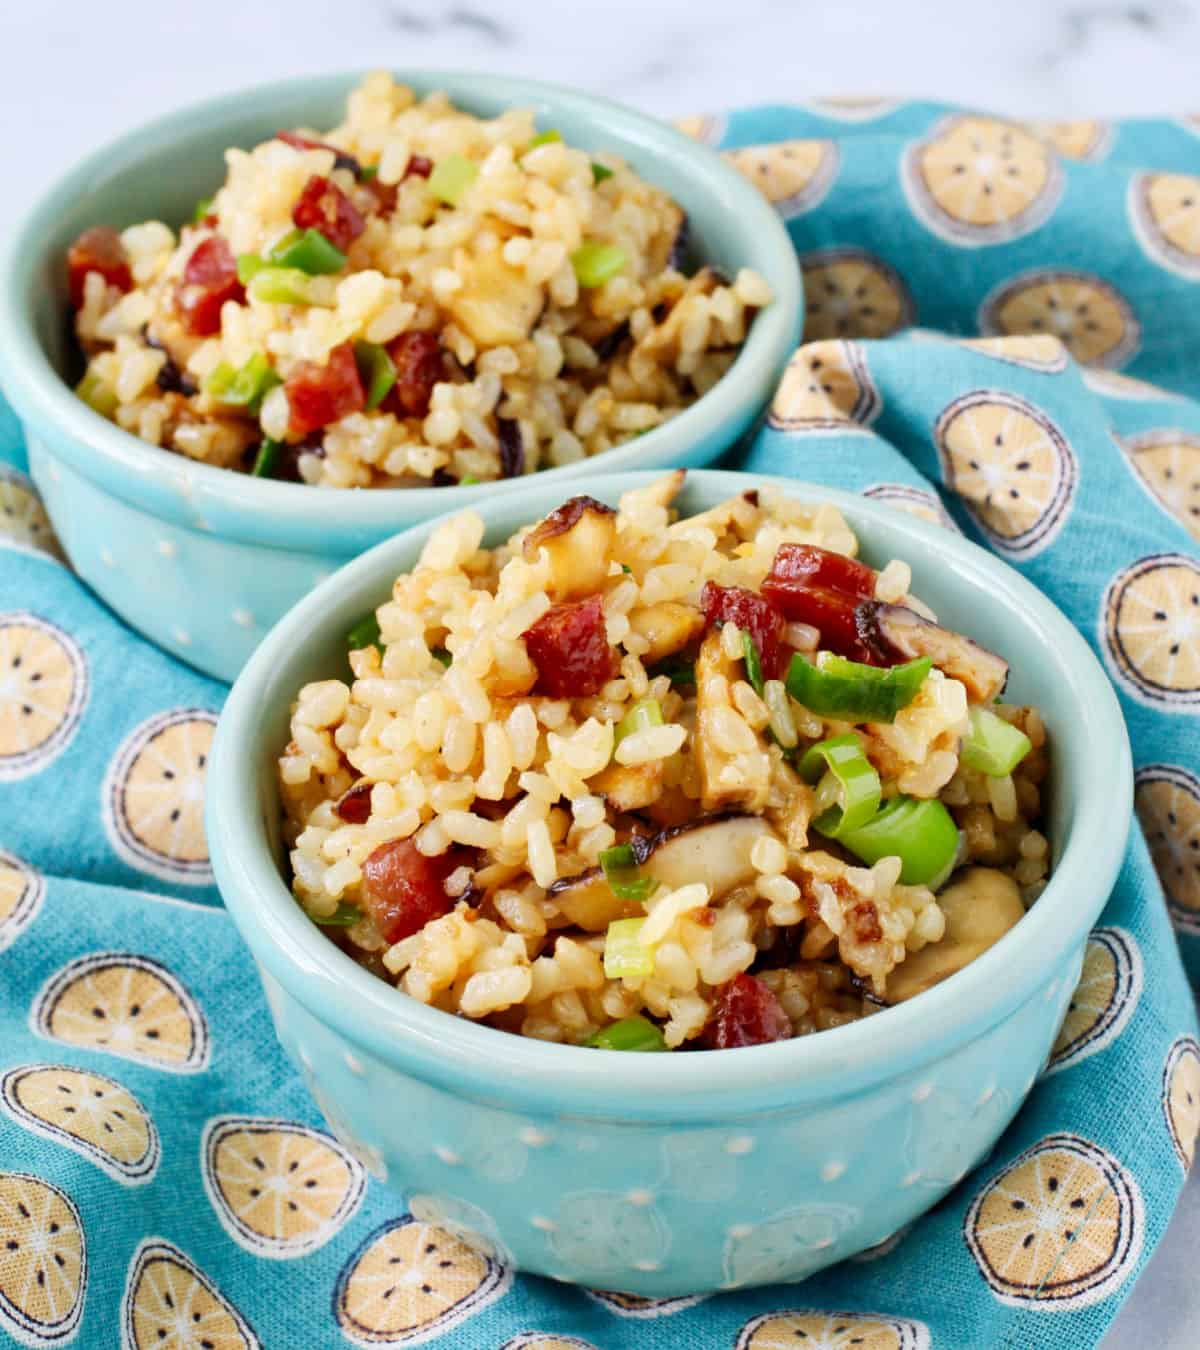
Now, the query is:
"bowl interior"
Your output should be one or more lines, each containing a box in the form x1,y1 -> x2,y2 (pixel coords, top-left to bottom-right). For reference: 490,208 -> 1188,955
210,468 -> 1130,1118
3,71 -> 801,545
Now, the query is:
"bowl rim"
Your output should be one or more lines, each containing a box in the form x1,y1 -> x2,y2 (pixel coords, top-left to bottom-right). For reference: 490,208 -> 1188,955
0,69 -> 801,541
208,467 -> 1132,1120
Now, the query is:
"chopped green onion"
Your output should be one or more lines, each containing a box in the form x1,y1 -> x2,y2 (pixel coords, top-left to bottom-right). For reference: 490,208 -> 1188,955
75,369 -> 118,417
614,697 -> 664,748
591,161 -> 614,184
346,612 -> 382,651
837,796 -> 960,887
649,657 -> 695,687
359,165 -> 379,181
316,902 -> 362,927
798,733 -> 882,837
248,267 -> 318,306
620,563 -> 633,574
785,652 -> 931,723
599,843 -> 659,903
427,154 -> 479,205
459,474 -> 481,485
571,241 -> 627,288
961,707 -> 1033,777
431,648 -> 452,667
353,340 -> 397,410
603,917 -> 655,979
268,227 -> 348,275
250,438 -> 282,478
191,196 -> 214,224
236,253 -> 268,284
740,629 -> 765,697
763,679 -> 798,750
585,1015 -> 668,1052
203,352 -> 281,410
525,129 -> 563,153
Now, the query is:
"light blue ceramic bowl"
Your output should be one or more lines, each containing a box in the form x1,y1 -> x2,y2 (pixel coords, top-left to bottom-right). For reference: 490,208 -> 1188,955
0,72 -> 800,683
207,468 -> 1131,1296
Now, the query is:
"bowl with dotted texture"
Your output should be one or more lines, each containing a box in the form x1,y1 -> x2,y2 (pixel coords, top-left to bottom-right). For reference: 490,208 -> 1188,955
0,71 -> 801,683
206,467 -> 1131,1296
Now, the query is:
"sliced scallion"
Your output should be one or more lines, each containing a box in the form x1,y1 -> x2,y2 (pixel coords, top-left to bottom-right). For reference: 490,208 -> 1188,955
354,340 -> 397,410
603,917 -> 655,979
571,241 -> 627,288
316,902 -> 362,927
236,253 -> 268,284
346,612 -> 382,651
75,369 -> 118,417
599,843 -> 659,903
961,707 -> 1033,777
585,1015 -> 668,1051
740,629 -> 765,697
248,267 -> 317,306
614,697 -> 664,747
525,129 -> 563,153
785,651 -> 931,723
591,162 -> 614,184
251,438 -> 282,478
191,196 -> 214,224
204,351 -> 280,410
427,154 -> 479,205
649,657 -> 695,687
763,679 -> 798,749
268,227 -> 348,275
798,733 -> 882,837
837,796 -> 960,887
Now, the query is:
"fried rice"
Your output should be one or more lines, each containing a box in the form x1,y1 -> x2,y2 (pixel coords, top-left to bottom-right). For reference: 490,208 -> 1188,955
278,472 -> 1051,1050
66,73 -> 772,488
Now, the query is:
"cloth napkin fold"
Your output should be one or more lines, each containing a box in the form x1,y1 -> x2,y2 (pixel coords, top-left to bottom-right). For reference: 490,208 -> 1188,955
2,98 -> 1199,1350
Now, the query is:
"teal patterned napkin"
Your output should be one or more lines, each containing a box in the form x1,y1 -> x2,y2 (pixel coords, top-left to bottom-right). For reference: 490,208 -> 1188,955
1,99 -> 1199,1350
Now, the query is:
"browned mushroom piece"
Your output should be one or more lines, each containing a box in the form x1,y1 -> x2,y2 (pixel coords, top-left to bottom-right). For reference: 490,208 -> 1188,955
864,602 -> 1009,703
883,867 -> 1025,1004
548,813 -> 777,931
522,495 -> 617,600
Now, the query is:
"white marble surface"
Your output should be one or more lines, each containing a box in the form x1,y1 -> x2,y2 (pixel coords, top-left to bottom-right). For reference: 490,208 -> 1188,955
2,2 -> 1198,1345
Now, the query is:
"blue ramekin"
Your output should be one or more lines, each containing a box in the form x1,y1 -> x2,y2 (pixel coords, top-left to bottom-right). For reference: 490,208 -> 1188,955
207,467 -> 1131,1296
0,71 -> 801,682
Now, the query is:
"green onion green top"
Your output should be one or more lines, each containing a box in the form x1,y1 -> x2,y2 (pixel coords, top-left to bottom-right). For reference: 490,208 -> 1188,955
203,352 -> 281,410
740,630 -> 765,697
247,267 -> 317,306
346,612 -> 382,652
585,1015 -> 668,1051
599,843 -> 659,903
353,341 -> 397,411
591,162 -> 614,184
785,652 -> 931,723
837,796 -> 960,888
614,697 -> 664,748
250,438 -> 282,479
799,733 -> 882,837
267,227 -> 348,275
191,196 -> 214,224
525,129 -> 563,153
236,253 -> 268,285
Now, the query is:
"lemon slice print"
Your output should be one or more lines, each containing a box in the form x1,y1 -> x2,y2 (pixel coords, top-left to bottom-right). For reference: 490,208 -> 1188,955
1130,171 -> 1200,278
335,1216 -> 510,1346
958,334 -> 1069,373
904,116 -> 1063,246
407,1193 -> 508,1265
1082,368 -> 1182,402
736,1309 -> 930,1350
801,248 -> 914,341
121,1238 -> 259,1350
1118,429 -> 1200,541
1028,119 -> 1112,162
0,1172 -> 86,1346
1162,1036 -> 1200,1170
768,341 -> 881,433
201,1115 -> 366,1259
0,612 -> 88,781
0,849 -> 45,954
723,141 -> 839,218
807,97 -> 903,122
0,466 -> 64,563
1102,554 -> 1200,710
1135,763 -> 1200,931
979,270 -> 1139,369
33,951 -> 210,1072
672,113 -> 726,146
1,1063 -> 160,1184
863,483 -> 960,532
586,1288 -> 706,1318
501,1337 -> 597,1350
934,391 -> 1078,557
722,1203 -> 857,1287
1047,928 -> 1143,1074
964,1132 -> 1144,1308
103,707 -> 216,884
